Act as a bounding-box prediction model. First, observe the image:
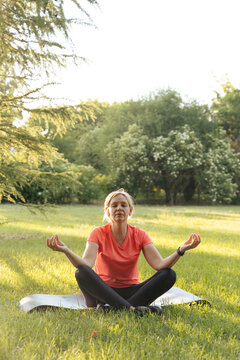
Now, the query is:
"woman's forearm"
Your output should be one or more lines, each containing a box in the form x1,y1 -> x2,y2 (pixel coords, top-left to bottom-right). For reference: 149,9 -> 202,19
157,251 -> 181,270
63,248 -> 89,268
47,235 -> 97,268
150,234 -> 201,271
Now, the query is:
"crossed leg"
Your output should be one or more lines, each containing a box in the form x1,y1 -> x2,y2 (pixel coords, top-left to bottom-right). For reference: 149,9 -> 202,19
75,265 -> 176,308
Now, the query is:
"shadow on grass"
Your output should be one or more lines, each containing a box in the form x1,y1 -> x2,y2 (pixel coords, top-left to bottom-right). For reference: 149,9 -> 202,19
0,252 -> 79,301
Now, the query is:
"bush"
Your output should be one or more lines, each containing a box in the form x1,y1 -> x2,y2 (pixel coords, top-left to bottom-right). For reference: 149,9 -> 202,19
19,161 -> 106,204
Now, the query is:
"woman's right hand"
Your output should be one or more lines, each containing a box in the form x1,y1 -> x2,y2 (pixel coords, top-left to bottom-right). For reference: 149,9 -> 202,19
46,234 -> 68,253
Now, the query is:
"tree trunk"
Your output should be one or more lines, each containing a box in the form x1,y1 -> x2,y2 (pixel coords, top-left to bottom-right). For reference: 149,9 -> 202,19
183,177 -> 196,202
197,187 -> 201,205
169,190 -> 175,206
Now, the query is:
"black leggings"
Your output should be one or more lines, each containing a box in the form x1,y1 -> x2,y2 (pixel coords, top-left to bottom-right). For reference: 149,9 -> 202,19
75,265 -> 176,308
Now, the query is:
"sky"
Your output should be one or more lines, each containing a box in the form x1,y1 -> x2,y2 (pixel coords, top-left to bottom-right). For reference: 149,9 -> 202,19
47,0 -> 240,105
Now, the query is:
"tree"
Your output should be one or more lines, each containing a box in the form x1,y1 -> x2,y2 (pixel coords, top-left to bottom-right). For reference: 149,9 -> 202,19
106,124 -> 153,196
212,81 -> 240,152
52,100 -> 109,166
0,0 -> 98,81
19,159 -> 80,204
138,89 -> 185,138
196,129 -> 239,204
182,100 -> 214,139
0,0 -> 99,203
20,161 -> 106,204
0,90 -> 100,203
152,126 -> 203,205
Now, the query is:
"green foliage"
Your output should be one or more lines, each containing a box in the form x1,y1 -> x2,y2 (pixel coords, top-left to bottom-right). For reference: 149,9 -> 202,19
20,161 -> 107,204
138,89 -> 185,137
0,89 -> 101,203
153,126 -> 203,205
0,0 -> 98,81
0,101 -> 60,203
2,0 -> 240,206
197,129 -> 239,204
212,81 -> 240,152
20,160 -> 79,204
106,124 -> 153,196
152,126 -> 239,205
76,164 -> 106,204
50,87 -> 240,205
0,0 -> 99,204
52,100 -> 109,167
182,100 -> 214,139
71,100 -> 144,172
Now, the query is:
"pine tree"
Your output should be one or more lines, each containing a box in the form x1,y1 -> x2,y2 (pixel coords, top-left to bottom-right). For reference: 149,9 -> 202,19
0,0 -> 99,203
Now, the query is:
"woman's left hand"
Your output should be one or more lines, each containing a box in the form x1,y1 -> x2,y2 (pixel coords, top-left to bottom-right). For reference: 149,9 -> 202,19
180,233 -> 201,253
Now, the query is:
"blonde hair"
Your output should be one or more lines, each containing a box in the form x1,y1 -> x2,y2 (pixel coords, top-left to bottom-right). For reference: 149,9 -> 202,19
103,188 -> 134,222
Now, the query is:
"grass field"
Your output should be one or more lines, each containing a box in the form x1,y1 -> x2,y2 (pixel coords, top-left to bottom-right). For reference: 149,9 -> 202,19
0,204 -> 239,360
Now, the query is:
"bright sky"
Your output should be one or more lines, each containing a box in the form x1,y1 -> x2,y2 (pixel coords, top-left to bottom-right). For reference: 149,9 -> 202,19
48,0 -> 240,105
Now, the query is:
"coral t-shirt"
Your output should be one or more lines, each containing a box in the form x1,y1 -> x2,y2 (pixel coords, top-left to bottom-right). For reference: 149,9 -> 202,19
87,223 -> 152,288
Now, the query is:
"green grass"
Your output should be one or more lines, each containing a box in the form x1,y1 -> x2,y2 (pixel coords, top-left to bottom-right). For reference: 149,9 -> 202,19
0,204 -> 240,360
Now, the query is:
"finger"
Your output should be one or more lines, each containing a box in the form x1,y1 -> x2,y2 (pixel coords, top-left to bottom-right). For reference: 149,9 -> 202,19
47,239 -> 52,248
191,233 -> 195,244
50,236 -> 54,246
189,236 -> 196,248
194,236 -> 200,246
50,236 -> 55,247
47,238 -> 54,250
194,234 -> 198,242
193,235 -> 200,248
198,235 -> 201,243
55,235 -> 61,245
185,234 -> 195,246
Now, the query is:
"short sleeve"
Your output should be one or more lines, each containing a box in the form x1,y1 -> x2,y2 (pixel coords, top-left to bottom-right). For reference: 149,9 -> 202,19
87,228 -> 100,245
139,229 -> 152,248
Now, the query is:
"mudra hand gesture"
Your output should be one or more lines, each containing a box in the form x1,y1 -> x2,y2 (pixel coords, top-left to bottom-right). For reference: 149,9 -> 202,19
47,235 -> 67,253
180,234 -> 201,254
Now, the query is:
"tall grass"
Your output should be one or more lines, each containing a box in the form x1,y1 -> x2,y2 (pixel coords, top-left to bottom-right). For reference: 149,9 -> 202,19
0,204 -> 239,360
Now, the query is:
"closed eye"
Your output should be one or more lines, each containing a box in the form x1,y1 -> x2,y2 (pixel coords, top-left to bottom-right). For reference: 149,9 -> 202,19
111,202 -> 128,207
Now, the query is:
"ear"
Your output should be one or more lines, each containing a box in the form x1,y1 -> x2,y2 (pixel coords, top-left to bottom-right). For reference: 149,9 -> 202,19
129,206 -> 133,216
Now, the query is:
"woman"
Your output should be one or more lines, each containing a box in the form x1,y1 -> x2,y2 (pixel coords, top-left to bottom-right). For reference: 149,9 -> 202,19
47,189 -> 201,314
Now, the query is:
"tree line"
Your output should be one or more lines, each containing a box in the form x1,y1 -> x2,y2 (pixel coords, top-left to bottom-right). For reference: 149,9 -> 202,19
1,1 -> 239,206
20,86 -> 240,205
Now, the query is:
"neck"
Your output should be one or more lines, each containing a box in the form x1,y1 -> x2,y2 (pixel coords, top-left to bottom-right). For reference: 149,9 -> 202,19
110,222 -> 128,244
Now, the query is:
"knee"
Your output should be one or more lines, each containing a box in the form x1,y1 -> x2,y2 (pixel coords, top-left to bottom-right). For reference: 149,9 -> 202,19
75,265 -> 91,281
168,268 -> 176,286
160,268 -> 176,286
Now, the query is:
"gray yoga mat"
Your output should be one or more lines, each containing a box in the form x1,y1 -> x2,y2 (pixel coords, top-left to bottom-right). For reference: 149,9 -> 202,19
19,286 -> 208,313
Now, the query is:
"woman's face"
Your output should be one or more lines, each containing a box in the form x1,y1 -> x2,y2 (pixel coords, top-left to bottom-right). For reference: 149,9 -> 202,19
107,194 -> 133,223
